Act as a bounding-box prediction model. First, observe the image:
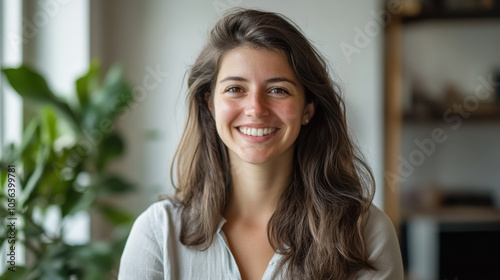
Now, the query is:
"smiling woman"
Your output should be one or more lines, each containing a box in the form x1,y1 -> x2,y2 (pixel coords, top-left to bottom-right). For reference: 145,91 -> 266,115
119,8 -> 403,280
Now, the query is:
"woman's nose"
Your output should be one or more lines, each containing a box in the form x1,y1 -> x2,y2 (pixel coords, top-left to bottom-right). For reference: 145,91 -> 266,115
244,91 -> 269,118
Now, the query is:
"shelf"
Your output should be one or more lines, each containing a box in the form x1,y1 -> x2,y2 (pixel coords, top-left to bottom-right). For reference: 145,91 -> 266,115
402,9 -> 500,24
404,112 -> 500,123
404,207 -> 500,224
404,104 -> 500,123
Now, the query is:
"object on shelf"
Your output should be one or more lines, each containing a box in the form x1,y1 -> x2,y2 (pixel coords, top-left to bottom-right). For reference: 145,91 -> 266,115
405,77 -> 500,122
480,0 -> 497,10
401,184 -> 444,211
406,78 -> 442,120
443,81 -> 500,119
441,190 -> 495,207
399,0 -> 423,16
401,184 -> 496,213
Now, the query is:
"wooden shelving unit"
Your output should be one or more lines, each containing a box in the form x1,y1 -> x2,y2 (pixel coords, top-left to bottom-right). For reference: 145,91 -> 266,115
384,16 -> 404,231
382,2 -> 500,233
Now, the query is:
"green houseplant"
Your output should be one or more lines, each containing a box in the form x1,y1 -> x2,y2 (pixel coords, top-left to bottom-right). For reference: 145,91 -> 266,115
0,61 -> 136,280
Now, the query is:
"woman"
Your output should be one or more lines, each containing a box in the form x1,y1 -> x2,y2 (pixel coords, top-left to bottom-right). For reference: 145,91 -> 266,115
119,8 -> 403,280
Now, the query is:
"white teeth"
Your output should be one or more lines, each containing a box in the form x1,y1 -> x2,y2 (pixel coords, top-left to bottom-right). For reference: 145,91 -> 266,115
238,127 -> 276,136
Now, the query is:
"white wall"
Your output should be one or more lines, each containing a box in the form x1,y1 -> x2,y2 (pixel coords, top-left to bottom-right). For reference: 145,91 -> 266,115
96,0 -> 385,213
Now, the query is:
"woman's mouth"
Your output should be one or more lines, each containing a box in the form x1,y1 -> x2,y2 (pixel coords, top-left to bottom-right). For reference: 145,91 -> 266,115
237,127 -> 278,137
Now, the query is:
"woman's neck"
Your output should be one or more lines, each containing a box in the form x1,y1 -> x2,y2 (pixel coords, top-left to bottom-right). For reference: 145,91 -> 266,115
224,149 -> 294,226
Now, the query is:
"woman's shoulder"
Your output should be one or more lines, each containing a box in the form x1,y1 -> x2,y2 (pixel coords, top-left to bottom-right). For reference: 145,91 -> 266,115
135,198 -> 182,227
124,198 -> 183,243
361,203 -> 399,253
119,199 -> 183,279
356,203 -> 405,279
363,204 -> 394,232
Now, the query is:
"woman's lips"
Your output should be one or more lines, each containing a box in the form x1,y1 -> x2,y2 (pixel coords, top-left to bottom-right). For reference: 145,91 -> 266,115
238,127 -> 277,136
235,127 -> 279,143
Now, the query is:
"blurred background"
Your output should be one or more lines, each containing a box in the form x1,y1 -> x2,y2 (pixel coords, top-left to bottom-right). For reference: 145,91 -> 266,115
0,0 -> 499,279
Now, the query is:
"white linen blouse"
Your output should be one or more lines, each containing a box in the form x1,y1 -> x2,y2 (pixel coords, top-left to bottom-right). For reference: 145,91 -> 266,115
118,199 -> 404,280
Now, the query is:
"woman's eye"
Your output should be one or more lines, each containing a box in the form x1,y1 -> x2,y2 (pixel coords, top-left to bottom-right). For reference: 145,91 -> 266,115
269,88 -> 289,95
225,86 -> 244,94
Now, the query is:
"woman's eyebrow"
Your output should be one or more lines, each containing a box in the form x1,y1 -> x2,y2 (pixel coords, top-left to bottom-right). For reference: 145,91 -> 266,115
266,77 -> 297,86
218,76 -> 297,86
218,76 -> 248,83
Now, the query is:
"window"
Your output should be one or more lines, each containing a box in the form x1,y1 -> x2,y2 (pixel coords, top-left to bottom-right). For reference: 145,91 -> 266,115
0,0 -> 23,155
0,0 -> 23,274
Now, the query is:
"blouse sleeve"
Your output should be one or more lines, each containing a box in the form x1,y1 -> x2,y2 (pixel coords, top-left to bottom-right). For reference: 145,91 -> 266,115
355,205 -> 405,280
118,204 -> 166,280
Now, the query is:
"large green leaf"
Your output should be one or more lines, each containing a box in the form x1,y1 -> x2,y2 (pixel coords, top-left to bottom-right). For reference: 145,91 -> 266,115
94,65 -> 132,121
60,188 -> 94,217
40,107 -> 58,144
20,144 -> 50,206
2,66 -> 56,102
18,116 -> 42,173
75,60 -> 100,110
80,65 -> 131,131
2,65 -> 79,130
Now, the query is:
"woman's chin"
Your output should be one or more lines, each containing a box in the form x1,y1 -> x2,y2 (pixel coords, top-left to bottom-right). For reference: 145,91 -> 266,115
230,150 -> 275,166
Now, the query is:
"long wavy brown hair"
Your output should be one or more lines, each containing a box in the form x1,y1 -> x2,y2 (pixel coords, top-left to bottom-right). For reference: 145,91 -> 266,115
170,8 -> 376,279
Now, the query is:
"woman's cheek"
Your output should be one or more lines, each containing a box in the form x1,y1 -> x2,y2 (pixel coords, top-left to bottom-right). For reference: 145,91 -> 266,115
216,99 -> 241,125
279,101 -> 303,123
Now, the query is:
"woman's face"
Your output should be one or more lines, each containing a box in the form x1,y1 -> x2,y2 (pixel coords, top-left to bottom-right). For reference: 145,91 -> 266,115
209,46 -> 314,166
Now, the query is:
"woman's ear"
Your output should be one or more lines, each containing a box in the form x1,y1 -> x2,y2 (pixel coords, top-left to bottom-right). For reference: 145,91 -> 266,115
303,101 -> 315,125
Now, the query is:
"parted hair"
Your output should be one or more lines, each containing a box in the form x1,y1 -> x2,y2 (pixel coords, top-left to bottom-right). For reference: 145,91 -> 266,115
170,8 -> 376,280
